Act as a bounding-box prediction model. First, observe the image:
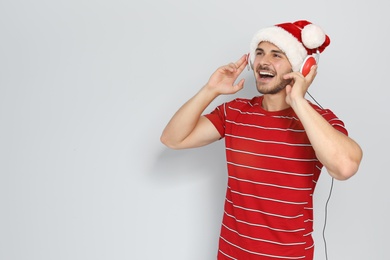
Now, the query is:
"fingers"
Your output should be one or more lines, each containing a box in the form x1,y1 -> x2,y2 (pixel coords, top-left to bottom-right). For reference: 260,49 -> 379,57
303,65 -> 317,82
225,54 -> 248,73
226,62 -> 238,73
232,78 -> 245,93
237,78 -> 245,89
284,65 -> 317,82
234,54 -> 249,71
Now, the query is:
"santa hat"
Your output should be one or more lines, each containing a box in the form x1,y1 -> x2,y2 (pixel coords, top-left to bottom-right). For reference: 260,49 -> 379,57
249,20 -> 331,71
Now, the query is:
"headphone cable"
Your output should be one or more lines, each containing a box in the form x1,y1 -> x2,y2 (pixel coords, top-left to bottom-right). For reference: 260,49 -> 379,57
323,176 -> 334,260
307,91 -> 333,260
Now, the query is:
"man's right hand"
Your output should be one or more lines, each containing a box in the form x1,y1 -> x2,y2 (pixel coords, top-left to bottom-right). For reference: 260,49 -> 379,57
160,54 -> 248,149
204,54 -> 248,96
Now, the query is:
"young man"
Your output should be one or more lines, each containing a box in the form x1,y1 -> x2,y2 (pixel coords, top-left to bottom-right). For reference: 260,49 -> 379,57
160,20 -> 363,259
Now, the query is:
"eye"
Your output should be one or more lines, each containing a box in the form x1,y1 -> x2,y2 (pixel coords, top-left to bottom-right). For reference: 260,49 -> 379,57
273,53 -> 282,58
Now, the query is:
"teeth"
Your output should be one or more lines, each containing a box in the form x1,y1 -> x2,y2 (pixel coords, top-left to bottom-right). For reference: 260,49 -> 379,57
259,71 -> 274,76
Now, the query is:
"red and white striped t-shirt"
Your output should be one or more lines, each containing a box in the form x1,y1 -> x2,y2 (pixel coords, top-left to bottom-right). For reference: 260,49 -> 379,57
205,96 -> 348,260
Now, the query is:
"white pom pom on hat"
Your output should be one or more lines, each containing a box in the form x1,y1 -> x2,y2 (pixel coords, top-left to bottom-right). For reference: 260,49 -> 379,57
249,20 -> 330,72
301,23 -> 326,49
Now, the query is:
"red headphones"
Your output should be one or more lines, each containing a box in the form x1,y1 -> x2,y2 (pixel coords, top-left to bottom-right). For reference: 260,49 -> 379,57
299,51 -> 320,76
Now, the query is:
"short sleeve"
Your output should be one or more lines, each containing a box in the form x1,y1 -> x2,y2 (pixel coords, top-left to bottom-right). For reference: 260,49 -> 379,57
318,107 -> 349,136
204,103 -> 226,138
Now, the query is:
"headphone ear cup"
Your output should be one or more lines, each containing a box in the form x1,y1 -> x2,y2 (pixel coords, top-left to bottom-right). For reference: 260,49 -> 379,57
300,55 -> 317,76
246,53 -> 252,71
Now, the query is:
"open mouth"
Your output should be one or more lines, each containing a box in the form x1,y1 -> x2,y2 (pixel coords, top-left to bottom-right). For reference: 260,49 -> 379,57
258,70 -> 275,79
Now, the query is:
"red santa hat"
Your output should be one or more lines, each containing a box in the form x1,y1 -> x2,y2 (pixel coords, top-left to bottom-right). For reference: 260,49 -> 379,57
249,20 -> 331,71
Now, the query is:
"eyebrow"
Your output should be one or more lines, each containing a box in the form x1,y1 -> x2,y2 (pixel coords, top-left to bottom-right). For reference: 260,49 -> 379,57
256,48 -> 286,56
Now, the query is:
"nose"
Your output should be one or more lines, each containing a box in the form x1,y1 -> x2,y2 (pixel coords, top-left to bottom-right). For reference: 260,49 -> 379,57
259,54 -> 272,66
254,56 -> 270,71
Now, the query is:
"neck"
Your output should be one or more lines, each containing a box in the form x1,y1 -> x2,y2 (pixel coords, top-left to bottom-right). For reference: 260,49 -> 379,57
261,92 -> 290,111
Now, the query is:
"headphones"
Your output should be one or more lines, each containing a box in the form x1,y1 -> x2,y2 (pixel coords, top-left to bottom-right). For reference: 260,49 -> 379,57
247,50 -> 320,76
299,50 -> 320,76
246,54 -> 252,71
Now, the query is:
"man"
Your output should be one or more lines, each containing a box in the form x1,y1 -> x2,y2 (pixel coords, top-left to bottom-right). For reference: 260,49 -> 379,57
160,20 -> 362,259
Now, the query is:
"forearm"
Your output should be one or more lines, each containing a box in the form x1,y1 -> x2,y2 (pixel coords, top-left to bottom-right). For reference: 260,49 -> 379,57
160,85 -> 218,148
291,98 -> 363,180
161,55 -> 247,149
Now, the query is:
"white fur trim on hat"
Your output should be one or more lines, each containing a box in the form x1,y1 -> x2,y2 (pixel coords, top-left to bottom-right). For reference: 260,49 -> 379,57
249,26 -> 308,72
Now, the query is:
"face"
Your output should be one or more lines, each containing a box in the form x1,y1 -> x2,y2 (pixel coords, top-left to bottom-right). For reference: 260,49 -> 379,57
252,41 -> 293,95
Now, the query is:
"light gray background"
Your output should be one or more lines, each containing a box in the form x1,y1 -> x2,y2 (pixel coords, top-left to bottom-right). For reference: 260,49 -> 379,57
0,0 -> 387,259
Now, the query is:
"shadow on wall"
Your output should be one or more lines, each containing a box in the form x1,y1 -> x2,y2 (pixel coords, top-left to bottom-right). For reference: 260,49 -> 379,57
150,140 -> 228,184
146,140 -> 229,259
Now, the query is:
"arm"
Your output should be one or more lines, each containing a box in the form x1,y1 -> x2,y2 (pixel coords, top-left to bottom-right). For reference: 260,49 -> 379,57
284,66 -> 363,180
160,55 -> 248,149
